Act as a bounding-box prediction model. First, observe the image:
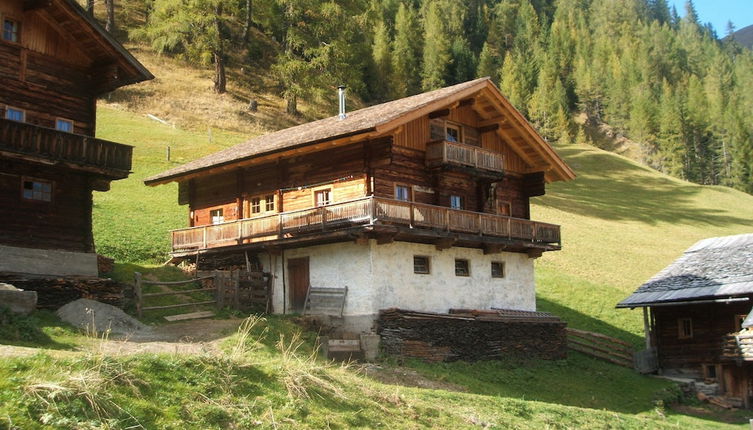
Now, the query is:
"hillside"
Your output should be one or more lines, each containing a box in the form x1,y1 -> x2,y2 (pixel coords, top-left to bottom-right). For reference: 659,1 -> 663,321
731,24 -> 753,49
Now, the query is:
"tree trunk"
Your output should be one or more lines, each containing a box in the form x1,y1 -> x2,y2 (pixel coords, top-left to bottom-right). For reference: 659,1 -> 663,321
105,0 -> 115,33
286,94 -> 297,115
242,0 -> 252,42
213,5 -> 226,94
86,0 -> 94,15
214,51 -> 227,94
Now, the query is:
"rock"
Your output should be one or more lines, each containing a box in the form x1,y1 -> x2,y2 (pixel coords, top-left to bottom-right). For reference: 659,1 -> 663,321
0,283 -> 37,314
57,299 -> 150,335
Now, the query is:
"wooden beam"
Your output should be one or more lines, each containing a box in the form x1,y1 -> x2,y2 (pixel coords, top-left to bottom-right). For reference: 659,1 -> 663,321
478,116 -> 506,127
435,237 -> 455,251
483,244 -> 504,255
527,249 -> 544,259
478,124 -> 499,134
265,246 -> 281,256
458,98 -> 475,107
429,108 -> 450,119
23,0 -> 52,11
376,232 -> 396,245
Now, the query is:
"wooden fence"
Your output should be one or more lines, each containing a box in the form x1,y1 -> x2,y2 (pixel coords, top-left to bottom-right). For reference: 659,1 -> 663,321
566,328 -> 635,368
134,270 -> 271,318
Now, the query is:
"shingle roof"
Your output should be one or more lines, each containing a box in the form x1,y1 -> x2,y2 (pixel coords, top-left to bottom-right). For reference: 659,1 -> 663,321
144,78 -> 490,185
617,233 -> 753,308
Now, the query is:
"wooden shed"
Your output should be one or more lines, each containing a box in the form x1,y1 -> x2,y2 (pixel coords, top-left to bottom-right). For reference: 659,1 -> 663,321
618,233 -> 753,408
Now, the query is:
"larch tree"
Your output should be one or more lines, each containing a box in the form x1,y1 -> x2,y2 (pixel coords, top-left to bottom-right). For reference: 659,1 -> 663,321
420,1 -> 451,90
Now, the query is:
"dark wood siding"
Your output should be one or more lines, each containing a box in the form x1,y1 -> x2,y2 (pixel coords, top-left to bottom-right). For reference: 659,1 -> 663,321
653,299 -> 752,372
0,159 -> 93,252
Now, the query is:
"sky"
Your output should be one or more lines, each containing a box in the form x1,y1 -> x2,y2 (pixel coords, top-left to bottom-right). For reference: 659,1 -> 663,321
669,0 -> 753,35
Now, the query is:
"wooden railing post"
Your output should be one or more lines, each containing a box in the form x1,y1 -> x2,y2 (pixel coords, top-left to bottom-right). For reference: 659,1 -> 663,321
202,226 -> 208,249
237,220 -> 242,244
409,202 -> 415,227
134,272 -> 143,319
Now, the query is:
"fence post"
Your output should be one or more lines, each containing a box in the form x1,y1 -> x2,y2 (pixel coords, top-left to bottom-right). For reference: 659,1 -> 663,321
134,272 -> 143,319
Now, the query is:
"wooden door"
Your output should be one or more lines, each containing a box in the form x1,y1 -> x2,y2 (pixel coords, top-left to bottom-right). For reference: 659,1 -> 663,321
288,257 -> 310,312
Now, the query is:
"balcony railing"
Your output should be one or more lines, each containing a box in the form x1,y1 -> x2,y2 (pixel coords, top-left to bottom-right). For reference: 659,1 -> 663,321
0,118 -> 133,174
171,196 -> 560,252
426,140 -> 504,173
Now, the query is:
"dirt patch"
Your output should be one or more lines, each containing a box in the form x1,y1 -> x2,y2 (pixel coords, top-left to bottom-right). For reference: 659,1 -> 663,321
671,403 -> 752,425
360,363 -> 467,393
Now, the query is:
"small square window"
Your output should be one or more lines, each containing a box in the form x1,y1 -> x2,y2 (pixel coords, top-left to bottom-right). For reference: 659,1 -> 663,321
678,317 -> 693,339
491,261 -> 505,278
395,184 -> 410,201
450,195 -> 463,210
413,256 -> 430,274
315,189 -> 331,207
265,194 -> 275,212
446,123 -> 461,142
5,107 -> 24,122
455,259 -> 469,277
22,179 -> 52,202
210,208 -> 224,224
251,197 -> 261,213
3,19 -> 18,43
56,119 -> 73,133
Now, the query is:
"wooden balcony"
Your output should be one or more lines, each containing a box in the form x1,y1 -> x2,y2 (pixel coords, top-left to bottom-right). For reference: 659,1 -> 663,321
0,118 -> 133,177
426,140 -> 504,174
171,196 -> 560,253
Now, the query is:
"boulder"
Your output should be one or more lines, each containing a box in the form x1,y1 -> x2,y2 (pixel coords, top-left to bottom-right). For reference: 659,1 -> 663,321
57,298 -> 150,335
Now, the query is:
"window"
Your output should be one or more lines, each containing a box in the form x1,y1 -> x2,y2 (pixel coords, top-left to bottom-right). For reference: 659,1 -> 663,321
446,123 -> 462,142
210,209 -> 224,224
22,179 -> 52,202
455,259 -> 469,277
251,197 -> 261,214
5,107 -> 24,122
413,256 -> 430,274
315,189 -> 331,207
55,119 -> 73,133
395,184 -> 411,201
491,261 -> 505,278
265,194 -> 275,212
3,18 -> 18,43
677,317 -> 693,339
450,195 -> 463,210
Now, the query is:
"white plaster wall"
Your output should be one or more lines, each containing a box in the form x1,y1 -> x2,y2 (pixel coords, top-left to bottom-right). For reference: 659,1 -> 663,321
269,242 -> 375,316
370,241 -> 536,313
268,240 -> 536,318
0,245 -> 98,277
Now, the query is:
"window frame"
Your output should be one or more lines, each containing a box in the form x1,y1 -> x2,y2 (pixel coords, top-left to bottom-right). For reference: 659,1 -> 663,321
2,16 -> 20,44
491,261 -> 505,279
55,118 -> 74,133
450,195 -> 464,210
21,177 -> 53,203
314,188 -> 332,207
454,258 -> 470,277
445,122 -> 462,143
265,194 -> 275,212
210,208 -> 224,225
394,183 -> 412,202
5,106 -> 25,122
250,197 -> 261,214
735,314 -> 747,332
677,317 -> 693,339
413,256 -> 430,275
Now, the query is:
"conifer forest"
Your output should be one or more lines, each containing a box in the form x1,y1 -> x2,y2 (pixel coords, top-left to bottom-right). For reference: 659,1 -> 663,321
110,0 -> 753,193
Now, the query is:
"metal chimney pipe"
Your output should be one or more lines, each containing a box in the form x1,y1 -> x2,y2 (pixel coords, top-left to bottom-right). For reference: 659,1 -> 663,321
338,85 -> 347,120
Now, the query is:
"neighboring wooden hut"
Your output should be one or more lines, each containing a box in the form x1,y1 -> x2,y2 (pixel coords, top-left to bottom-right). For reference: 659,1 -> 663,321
0,0 -> 152,277
618,233 -> 753,408
145,78 -> 575,332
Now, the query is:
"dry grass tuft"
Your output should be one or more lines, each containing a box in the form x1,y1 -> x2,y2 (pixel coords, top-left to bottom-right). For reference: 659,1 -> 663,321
228,315 -> 267,362
275,332 -> 347,400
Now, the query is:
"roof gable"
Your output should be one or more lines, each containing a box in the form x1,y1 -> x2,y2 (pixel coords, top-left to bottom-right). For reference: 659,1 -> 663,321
19,0 -> 152,93
617,233 -> 753,308
145,78 -> 575,186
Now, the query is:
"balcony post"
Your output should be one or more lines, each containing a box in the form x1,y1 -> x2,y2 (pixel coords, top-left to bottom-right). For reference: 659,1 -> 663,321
203,226 -> 208,249
409,202 -> 415,228
278,213 -> 283,238
237,220 -> 242,244
445,209 -> 450,232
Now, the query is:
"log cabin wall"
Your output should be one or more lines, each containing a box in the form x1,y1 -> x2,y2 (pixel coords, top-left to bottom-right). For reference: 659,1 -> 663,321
0,158 -> 93,252
188,140 -> 391,226
653,299 -> 752,372
0,0 -> 96,136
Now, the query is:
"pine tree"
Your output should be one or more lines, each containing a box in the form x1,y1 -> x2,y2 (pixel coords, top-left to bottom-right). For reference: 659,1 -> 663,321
421,1 -> 451,90
391,2 -> 421,97
372,22 -> 392,101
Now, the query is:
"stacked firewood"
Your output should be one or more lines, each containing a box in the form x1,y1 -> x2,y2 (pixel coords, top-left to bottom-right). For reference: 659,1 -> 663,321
378,308 -> 567,362
97,254 -> 115,275
0,275 -> 125,309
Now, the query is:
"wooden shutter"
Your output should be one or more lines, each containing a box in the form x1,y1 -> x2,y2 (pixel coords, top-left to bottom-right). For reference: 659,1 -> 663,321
429,118 -> 445,141
465,127 -> 480,147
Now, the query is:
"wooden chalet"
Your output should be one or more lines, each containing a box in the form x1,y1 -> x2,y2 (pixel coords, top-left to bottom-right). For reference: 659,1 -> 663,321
618,233 -> 753,408
146,78 -> 575,331
0,0 -> 152,277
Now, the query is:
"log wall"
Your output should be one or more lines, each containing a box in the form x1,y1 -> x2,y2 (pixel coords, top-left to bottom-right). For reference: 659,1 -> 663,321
653,299 -> 752,371
0,159 -> 93,252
